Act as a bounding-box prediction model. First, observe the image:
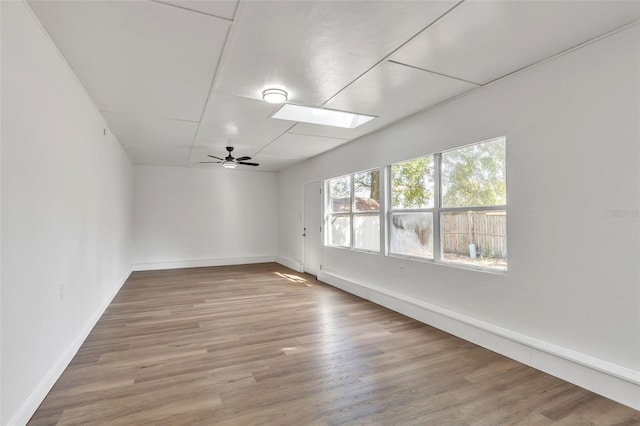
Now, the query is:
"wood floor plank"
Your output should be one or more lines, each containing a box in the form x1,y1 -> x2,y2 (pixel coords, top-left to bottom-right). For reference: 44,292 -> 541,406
28,263 -> 639,425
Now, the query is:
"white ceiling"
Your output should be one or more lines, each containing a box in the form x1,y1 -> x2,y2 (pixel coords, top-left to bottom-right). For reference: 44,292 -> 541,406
29,0 -> 639,172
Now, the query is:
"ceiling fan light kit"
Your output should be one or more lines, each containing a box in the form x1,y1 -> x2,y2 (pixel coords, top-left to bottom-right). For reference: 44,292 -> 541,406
200,146 -> 259,169
262,88 -> 288,103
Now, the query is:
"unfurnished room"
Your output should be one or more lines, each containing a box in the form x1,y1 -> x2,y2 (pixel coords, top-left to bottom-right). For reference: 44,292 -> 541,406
1,0 -> 639,424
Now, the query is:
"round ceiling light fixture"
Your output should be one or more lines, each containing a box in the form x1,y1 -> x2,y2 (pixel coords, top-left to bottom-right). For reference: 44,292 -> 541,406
262,88 -> 288,104
222,160 -> 238,169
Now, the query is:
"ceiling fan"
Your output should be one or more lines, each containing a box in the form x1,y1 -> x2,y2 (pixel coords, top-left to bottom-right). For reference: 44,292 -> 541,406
200,146 -> 259,169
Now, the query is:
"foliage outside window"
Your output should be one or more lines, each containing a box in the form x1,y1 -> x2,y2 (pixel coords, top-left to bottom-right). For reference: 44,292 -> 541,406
326,169 -> 380,252
389,137 -> 507,271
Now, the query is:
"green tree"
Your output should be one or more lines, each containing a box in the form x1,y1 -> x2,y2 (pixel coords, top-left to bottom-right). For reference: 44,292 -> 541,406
391,156 -> 434,208
441,139 -> 506,207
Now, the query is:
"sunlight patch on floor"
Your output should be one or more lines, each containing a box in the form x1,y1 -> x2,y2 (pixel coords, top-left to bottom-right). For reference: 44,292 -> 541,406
274,271 -> 309,284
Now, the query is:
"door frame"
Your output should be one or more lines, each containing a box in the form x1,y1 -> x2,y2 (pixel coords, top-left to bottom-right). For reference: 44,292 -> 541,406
302,180 -> 323,276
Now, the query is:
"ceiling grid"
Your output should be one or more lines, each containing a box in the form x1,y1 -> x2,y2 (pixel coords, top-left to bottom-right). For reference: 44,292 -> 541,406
26,0 -> 640,171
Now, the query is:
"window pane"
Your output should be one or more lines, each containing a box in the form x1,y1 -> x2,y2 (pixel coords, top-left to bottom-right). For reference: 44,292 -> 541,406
353,169 -> 380,212
389,213 -> 433,259
328,176 -> 351,213
327,214 -> 350,247
391,156 -> 434,209
441,210 -> 507,270
354,214 -> 380,252
441,138 -> 506,208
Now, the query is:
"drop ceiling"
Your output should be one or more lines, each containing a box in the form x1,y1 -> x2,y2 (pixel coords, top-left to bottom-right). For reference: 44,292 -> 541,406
28,0 -> 639,172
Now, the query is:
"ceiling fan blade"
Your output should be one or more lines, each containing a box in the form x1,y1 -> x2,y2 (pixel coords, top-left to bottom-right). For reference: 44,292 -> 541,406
199,161 -> 222,164
235,156 -> 251,161
207,155 -> 224,160
238,161 -> 259,166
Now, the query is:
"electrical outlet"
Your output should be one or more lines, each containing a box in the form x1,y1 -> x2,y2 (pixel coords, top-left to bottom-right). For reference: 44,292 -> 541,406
59,283 -> 65,300
397,264 -> 404,276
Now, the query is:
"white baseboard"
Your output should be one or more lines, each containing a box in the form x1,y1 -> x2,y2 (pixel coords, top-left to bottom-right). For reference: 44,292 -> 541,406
8,270 -> 131,426
132,256 -> 276,271
275,256 -> 304,273
318,270 -> 640,410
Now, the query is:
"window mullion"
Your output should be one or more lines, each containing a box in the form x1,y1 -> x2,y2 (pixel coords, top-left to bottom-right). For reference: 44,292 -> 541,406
350,174 -> 354,249
434,153 -> 442,262
379,167 -> 386,255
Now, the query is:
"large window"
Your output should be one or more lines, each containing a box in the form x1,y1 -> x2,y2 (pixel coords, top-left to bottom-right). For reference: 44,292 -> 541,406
324,138 -> 506,271
440,138 -> 506,270
389,156 -> 435,259
327,175 -> 351,247
326,169 -> 380,252
389,137 -> 507,271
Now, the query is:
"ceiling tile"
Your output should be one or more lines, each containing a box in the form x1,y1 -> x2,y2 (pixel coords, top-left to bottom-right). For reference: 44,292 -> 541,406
326,61 -> 478,125
216,0 -> 457,106
196,93 -> 294,152
390,0 -> 640,84
158,0 -> 238,20
287,58 -> 477,140
287,122 -> 376,141
250,155 -> 302,172
104,112 -> 198,149
124,146 -> 190,166
29,0 -> 229,120
260,133 -> 349,159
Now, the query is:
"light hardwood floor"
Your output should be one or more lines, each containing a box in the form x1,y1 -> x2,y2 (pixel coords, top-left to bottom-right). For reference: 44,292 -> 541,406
29,263 -> 639,425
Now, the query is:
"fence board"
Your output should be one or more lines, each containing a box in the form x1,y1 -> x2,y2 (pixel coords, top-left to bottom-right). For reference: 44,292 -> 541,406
441,211 -> 507,258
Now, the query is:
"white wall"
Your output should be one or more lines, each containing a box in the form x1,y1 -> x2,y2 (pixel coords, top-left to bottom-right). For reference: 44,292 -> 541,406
133,166 -> 278,270
278,25 -> 640,407
1,2 -> 134,424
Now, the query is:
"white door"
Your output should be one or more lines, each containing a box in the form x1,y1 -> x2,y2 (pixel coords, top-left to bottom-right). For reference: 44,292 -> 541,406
303,181 -> 322,276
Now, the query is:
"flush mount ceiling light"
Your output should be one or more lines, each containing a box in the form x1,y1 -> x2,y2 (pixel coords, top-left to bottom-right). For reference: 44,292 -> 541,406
272,104 -> 376,129
262,88 -> 288,104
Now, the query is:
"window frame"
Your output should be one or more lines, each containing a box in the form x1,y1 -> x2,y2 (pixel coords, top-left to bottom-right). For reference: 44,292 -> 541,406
325,168 -> 382,254
387,154 -> 437,261
326,174 -> 352,248
387,137 -> 507,272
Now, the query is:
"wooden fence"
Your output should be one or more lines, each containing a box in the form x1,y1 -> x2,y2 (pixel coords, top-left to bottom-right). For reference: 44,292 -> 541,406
441,211 -> 507,258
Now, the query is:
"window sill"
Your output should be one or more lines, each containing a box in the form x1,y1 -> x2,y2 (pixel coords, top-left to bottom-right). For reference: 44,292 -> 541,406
387,253 -> 508,275
324,244 -> 381,256
438,259 -> 508,275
